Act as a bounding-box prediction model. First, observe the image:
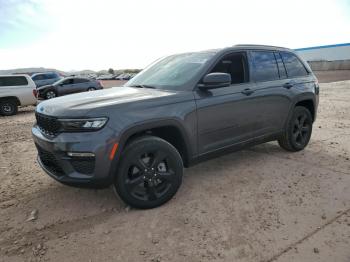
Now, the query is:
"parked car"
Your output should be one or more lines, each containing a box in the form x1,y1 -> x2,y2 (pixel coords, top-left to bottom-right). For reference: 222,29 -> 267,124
31,72 -> 62,87
97,74 -> 114,80
36,77 -> 103,100
0,74 -> 37,116
115,73 -> 132,80
32,45 -> 319,209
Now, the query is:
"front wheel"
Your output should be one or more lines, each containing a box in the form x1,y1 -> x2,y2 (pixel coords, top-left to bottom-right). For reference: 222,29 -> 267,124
278,106 -> 313,152
113,136 -> 183,209
45,90 -> 57,99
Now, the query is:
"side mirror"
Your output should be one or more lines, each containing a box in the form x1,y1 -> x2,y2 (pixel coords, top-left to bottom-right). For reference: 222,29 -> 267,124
198,73 -> 231,90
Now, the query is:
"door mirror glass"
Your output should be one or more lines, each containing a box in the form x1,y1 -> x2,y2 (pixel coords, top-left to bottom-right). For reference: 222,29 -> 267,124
198,73 -> 231,90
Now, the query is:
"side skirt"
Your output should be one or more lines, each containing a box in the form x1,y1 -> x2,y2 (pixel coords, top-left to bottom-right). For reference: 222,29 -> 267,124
187,131 -> 283,167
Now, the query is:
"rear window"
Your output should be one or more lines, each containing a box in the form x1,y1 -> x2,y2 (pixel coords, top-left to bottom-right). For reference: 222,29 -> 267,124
251,51 -> 279,82
0,76 -> 28,87
280,52 -> 308,78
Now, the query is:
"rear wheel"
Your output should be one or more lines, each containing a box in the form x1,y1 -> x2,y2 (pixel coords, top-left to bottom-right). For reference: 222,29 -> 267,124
45,90 -> 57,99
0,99 -> 18,116
87,87 -> 96,91
113,136 -> 183,209
278,106 -> 313,152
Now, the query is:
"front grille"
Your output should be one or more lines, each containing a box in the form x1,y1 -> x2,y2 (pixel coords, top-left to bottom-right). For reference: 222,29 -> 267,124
70,158 -> 95,174
35,113 -> 61,136
37,146 -> 65,176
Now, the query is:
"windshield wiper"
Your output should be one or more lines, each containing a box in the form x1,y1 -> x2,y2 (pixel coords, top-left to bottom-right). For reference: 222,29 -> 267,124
130,84 -> 156,89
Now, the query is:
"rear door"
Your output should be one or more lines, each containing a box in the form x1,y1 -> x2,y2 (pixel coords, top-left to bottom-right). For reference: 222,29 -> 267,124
279,51 -> 315,103
71,78 -> 89,93
249,50 -> 293,133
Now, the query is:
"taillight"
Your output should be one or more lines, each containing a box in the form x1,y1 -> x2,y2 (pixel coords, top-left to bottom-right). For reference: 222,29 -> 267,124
33,89 -> 37,98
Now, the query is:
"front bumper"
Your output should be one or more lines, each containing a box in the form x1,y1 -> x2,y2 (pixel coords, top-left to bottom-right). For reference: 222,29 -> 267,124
32,125 -> 118,188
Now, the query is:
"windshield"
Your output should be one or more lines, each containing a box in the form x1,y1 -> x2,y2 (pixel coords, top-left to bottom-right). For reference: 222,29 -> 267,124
125,52 -> 215,90
53,77 -> 66,85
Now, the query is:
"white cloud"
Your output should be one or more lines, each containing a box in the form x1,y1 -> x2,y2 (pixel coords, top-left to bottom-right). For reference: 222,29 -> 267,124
0,0 -> 349,71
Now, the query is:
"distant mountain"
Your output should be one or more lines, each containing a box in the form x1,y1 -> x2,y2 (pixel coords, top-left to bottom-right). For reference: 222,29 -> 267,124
0,67 -> 142,76
0,67 -> 66,76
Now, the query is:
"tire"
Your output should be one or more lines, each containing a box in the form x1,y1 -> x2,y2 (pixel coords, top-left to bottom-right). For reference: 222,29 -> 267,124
278,106 -> 313,152
113,136 -> 183,209
0,99 -> 18,116
45,90 -> 57,99
87,87 -> 96,91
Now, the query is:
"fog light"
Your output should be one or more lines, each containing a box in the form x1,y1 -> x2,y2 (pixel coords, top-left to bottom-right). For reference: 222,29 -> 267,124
67,152 -> 95,157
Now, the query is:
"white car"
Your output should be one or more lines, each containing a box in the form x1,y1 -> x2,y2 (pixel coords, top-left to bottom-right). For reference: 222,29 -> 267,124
0,74 -> 37,116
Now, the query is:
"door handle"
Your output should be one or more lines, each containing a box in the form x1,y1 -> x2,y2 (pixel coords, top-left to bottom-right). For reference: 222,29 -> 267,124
283,82 -> 294,89
241,88 -> 254,96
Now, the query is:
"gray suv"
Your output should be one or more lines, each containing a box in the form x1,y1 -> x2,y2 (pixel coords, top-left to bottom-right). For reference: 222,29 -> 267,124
37,77 -> 103,99
32,45 -> 319,209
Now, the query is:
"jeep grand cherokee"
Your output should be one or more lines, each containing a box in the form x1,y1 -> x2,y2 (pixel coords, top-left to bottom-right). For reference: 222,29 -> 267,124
32,45 -> 319,209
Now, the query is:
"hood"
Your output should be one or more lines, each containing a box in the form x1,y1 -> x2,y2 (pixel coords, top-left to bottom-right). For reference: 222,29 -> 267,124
37,84 -> 53,91
36,86 -> 182,117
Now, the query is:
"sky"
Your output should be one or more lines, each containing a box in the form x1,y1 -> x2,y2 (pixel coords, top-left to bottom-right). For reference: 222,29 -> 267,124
0,0 -> 349,71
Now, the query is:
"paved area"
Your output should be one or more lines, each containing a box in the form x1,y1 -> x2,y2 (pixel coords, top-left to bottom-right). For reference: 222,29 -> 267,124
314,70 -> 350,83
0,81 -> 349,262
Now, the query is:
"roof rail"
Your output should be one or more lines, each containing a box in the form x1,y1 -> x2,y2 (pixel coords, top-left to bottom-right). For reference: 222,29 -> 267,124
234,44 -> 289,50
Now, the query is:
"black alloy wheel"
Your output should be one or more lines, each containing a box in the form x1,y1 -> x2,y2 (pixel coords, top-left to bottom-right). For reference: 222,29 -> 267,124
114,136 -> 183,209
278,106 -> 313,151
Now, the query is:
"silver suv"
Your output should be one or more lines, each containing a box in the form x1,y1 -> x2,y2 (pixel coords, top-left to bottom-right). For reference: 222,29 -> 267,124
0,74 -> 37,116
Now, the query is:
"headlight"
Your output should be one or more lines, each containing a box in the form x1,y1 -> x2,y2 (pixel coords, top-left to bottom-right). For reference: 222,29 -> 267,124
59,117 -> 108,131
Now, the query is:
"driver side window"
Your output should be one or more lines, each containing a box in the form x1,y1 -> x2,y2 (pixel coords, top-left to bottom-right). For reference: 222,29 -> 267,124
210,52 -> 248,84
62,79 -> 73,85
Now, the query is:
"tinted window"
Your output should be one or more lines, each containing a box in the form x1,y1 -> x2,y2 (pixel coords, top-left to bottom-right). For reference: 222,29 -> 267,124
32,74 -> 45,80
61,79 -> 74,85
210,52 -> 248,84
274,52 -> 287,79
251,51 -> 279,82
0,76 -> 28,86
73,78 -> 89,84
46,73 -> 57,79
280,52 -> 308,77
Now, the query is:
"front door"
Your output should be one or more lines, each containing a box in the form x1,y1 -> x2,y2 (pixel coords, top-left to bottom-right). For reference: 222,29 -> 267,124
194,52 -> 261,154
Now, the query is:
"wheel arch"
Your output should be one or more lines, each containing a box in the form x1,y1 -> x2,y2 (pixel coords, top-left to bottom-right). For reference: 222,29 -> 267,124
283,94 -> 316,130
293,94 -> 315,121
117,119 -> 192,168
106,119 -> 192,185
0,96 -> 21,106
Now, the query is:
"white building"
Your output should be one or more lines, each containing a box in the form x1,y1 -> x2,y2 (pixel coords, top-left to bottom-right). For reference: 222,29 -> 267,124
295,43 -> 350,62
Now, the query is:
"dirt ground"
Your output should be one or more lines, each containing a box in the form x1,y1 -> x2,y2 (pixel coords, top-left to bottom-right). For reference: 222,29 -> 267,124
0,80 -> 349,262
